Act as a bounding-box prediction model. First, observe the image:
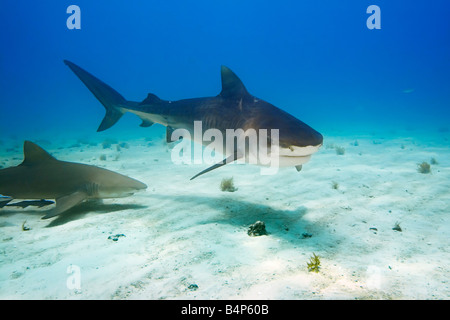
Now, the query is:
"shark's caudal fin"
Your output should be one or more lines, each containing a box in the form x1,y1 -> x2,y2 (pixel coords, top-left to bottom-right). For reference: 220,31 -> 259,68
64,60 -> 127,132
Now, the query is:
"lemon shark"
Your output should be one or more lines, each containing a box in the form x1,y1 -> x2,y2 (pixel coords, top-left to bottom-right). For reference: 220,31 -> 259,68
0,141 -> 147,219
64,60 -> 323,179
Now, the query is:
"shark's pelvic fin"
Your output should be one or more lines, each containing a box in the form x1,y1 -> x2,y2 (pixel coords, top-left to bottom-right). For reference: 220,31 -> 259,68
295,165 -> 302,172
20,141 -> 56,166
190,151 -> 241,180
64,60 -> 127,132
42,191 -> 88,219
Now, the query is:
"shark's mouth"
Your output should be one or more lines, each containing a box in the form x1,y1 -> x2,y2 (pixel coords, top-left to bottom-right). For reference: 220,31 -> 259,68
277,155 -> 312,167
239,143 -> 322,168
277,144 -> 322,157
264,144 -> 322,168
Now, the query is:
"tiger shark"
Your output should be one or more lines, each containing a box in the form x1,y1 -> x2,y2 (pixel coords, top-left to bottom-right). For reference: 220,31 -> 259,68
64,60 -> 323,179
0,141 -> 147,219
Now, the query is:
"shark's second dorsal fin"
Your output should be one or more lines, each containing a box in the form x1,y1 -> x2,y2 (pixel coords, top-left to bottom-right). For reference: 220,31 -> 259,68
20,141 -> 56,166
219,66 -> 249,99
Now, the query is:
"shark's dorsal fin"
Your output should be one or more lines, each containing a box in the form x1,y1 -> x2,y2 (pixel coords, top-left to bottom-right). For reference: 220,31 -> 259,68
219,66 -> 249,99
140,93 -> 162,105
20,141 -> 56,166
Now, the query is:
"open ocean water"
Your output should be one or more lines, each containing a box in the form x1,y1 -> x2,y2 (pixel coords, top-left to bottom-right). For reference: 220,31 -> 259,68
1,1 -> 449,139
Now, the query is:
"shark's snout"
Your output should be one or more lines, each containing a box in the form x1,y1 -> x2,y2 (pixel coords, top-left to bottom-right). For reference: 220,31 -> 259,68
310,129 -> 323,147
290,124 -> 323,149
117,178 -> 147,193
135,180 -> 148,190
97,180 -> 147,198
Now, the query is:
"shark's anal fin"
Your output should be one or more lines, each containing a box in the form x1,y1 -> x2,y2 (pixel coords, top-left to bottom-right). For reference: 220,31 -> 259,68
42,191 -> 88,219
190,152 -> 241,180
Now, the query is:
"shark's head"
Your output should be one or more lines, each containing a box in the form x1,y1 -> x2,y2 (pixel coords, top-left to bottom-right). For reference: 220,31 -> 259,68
248,100 -> 323,167
94,172 -> 147,198
219,65 -> 323,169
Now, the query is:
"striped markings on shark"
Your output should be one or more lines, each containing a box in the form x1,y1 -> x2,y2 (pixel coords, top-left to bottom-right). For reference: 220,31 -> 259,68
0,141 -> 147,219
64,61 -> 323,179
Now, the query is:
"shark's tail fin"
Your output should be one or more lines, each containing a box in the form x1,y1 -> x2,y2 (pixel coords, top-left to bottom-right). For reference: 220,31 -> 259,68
64,60 -> 127,132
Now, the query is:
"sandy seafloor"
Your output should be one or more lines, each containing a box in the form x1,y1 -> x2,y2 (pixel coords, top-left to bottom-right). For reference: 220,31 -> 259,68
0,126 -> 449,300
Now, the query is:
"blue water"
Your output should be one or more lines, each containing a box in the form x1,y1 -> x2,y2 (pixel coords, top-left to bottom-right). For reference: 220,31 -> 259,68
1,0 -> 449,142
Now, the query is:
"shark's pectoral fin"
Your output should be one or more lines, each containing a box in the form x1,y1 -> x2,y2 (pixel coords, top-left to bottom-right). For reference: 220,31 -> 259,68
295,165 -> 302,172
42,191 -> 88,219
190,152 -> 242,180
